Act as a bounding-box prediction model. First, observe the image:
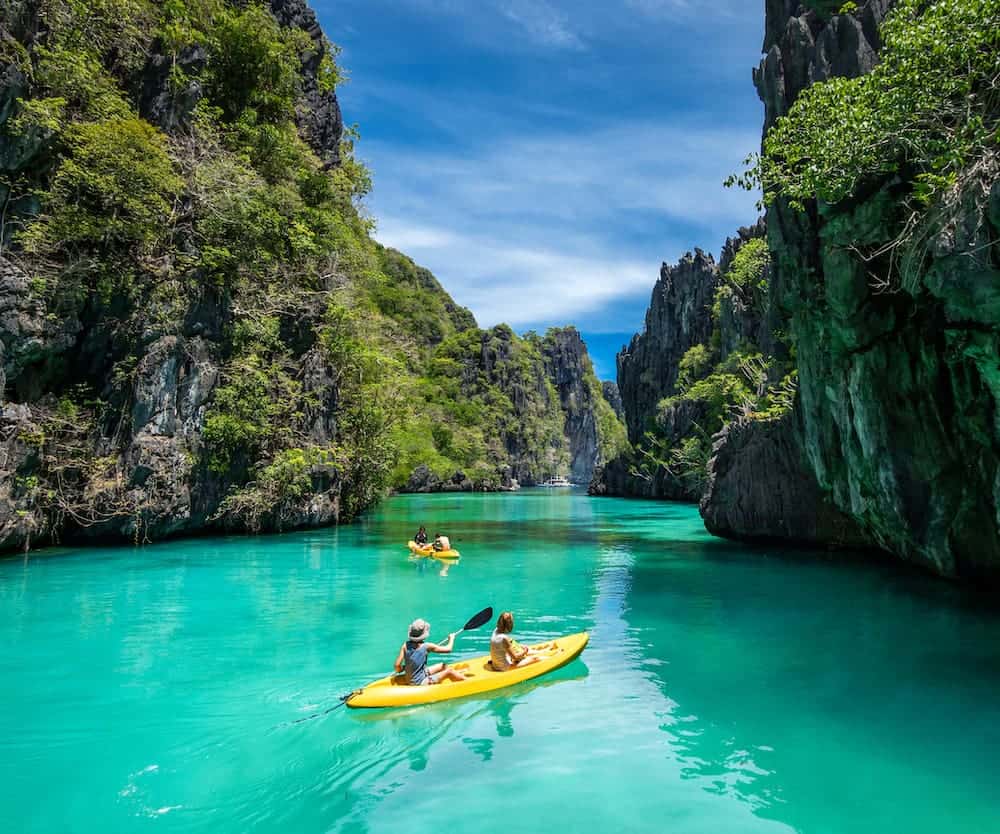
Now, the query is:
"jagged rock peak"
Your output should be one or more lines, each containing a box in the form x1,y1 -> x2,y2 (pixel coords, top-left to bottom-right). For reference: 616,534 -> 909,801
719,218 -> 767,275
540,327 -> 600,484
756,0 -> 896,131
617,248 -> 718,443
136,0 -> 344,165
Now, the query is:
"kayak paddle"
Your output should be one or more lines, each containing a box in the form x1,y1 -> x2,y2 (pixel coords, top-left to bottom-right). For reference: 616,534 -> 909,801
276,606 -> 495,727
461,606 -> 494,632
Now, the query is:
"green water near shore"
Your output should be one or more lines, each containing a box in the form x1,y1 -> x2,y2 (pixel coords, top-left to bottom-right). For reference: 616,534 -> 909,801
2,491 -> 999,833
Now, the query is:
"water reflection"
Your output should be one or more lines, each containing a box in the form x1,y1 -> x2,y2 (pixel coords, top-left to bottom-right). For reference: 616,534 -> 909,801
407,553 -> 459,577
5,492 -> 1000,834
607,534 -> 1000,833
346,668 -> 589,731
344,666 -> 589,784
585,537 -> 800,822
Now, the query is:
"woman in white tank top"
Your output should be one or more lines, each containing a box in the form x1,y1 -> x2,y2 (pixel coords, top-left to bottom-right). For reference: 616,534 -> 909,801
490,611 -> 541,671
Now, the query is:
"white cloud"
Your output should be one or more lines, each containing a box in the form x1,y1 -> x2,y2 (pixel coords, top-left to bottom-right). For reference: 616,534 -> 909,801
376,217 -> 653,326
362,118 -> 760,331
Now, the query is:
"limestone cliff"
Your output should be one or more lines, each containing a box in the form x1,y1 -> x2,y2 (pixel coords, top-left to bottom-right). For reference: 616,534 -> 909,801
602,381 -> 624,421
604,1 -> 1000,581
540,327 -> 600,485
706,0 -> 1000,580
593,227 -> 781,504
0,0 -> 482,552
592,251 -> 720,502
399,325 -> 625,493
617,250 -> 718,444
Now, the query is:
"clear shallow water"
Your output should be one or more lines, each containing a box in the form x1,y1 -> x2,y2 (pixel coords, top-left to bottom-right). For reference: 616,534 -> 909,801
2,491 -> 1000,834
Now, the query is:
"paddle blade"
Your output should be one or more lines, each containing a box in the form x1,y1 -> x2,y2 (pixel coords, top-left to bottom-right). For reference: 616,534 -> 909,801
463,606 -> 493,632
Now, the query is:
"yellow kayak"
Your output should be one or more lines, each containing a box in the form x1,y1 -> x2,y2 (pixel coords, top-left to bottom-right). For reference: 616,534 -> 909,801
407,541 -> 460,559
346,632 -> 589,708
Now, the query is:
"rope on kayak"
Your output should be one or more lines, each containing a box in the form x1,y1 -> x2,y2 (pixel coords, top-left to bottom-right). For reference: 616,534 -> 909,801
271,690 -> 362,730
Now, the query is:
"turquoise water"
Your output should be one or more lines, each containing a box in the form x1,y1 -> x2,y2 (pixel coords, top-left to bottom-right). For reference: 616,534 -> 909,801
2,492 -> 1000,834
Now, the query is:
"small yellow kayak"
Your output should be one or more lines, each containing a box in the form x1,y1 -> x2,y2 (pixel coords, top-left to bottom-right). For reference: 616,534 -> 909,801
346,632 -> 589,708
407,541 -> 460,559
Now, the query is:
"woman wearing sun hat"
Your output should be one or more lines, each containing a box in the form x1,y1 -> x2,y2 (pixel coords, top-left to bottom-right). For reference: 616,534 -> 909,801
394,618 -> 468,686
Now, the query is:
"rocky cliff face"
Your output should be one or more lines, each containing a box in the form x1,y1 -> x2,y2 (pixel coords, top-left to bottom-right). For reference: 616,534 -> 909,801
398,325 -> 624,493
701,411 -> 870,549
594,229 -> 773,504
703,0 -> 1000,581
716,219 -> 778,361
618,251 -> 718,444
137,0 -> 343,163
602,381 -> 624,421
266,0 -> 344,167
540,328 -> 600,484
429,324 -> 569,488
0,0 -> 479,553
592,396 -> 708,501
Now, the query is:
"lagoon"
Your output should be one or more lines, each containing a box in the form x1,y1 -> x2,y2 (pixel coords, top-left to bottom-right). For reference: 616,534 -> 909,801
2,491 -> 999,833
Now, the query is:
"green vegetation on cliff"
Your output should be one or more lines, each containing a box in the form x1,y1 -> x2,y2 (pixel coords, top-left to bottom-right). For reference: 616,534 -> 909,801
0,0 -> 624,546
754,0 -> 999,212
393,326 -> 566,489
627,239 -> 795,494
2,0 -> 411,528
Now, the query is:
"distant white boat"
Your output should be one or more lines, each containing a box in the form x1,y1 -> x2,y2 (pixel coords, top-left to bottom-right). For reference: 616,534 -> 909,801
539,477 -> 574,488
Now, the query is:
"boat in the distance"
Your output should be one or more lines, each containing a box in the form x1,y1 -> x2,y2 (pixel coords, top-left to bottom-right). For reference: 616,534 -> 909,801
539,477 -> 574,488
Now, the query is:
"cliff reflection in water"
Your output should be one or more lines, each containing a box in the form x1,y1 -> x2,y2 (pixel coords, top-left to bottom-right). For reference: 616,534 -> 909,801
618,537 -> 1000,832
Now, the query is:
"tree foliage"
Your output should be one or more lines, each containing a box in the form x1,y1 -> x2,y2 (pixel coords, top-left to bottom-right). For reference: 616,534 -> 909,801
22,118 -> 182,257
2,0 -> 625,535
751,0 -> 1000,210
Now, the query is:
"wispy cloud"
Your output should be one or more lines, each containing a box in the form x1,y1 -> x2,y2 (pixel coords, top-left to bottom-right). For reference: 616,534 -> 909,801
377,218 -> 650,325
323,0 -> 765,369
498,0 -> 585,50
623,0 -> 746,21
363,118 -> 760,330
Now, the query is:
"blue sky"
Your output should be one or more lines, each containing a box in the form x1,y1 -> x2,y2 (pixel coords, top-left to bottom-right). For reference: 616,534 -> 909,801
314,0 -> 764,378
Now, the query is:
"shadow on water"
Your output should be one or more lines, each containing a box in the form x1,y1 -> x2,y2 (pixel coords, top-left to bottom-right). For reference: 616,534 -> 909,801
317,668 -> 590,796
407,554 -> 459,577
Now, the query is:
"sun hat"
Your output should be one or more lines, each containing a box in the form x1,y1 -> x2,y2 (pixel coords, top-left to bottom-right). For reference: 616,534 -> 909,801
408,619 -> 430,642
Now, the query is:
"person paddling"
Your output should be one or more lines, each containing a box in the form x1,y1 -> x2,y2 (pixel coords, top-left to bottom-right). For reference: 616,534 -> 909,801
394,619 -> 468,685
414,526 -> 428,545
432,532 -> 451,552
